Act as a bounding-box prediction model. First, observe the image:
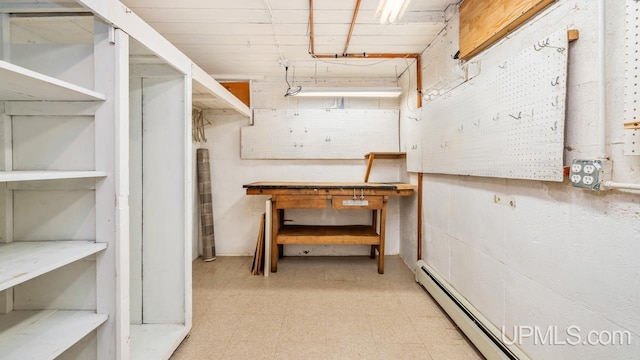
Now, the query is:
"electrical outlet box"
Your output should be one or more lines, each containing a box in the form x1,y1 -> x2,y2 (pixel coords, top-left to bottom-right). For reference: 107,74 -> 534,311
569,159 -> 612,190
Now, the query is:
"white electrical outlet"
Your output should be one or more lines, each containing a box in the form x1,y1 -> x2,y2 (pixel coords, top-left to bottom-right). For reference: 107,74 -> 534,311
569,159 -> 612,190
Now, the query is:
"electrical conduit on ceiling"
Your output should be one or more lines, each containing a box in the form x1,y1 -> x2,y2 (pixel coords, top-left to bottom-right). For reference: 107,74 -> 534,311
307,0 -> 422,108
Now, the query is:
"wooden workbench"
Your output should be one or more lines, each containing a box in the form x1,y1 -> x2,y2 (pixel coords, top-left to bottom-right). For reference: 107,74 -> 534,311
244,182 -> 417,274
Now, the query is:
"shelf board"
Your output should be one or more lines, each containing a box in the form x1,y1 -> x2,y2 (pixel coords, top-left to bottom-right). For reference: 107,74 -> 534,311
363,152 -> 407,160
192,64 -> 250,116
277,225 -> 380,245
130,324 -> 189,360
0,171 -> 107,183
0,241 -> 107,292
0,310 -> 108,360
0,60 -> 106,101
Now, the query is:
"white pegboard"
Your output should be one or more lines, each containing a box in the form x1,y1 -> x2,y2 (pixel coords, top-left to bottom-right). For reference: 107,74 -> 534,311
421,30 -> 569,181
241,109 -> 399,159
624,0 -> 640,156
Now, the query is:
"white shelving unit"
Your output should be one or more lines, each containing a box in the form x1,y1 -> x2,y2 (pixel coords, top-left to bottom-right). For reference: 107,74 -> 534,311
0,9 -> 111,360
0,1 -> 250,359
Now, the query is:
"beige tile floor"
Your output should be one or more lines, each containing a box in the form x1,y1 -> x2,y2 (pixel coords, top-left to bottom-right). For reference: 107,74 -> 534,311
171,255 -> 484,360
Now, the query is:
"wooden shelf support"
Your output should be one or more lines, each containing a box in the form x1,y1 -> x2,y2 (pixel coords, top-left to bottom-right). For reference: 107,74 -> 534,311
363,152 -> 406,182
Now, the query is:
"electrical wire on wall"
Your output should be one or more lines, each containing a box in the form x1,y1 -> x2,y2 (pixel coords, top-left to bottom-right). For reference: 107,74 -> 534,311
284,65 -> 301,96
192,108 -> 210,142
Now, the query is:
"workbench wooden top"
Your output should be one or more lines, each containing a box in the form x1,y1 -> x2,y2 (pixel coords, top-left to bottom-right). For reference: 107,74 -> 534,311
243,181 -> 417,196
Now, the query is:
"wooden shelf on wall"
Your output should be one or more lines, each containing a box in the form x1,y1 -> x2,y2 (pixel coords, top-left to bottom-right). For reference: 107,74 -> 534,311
364,152 -> 407,160
0,60 -> 106,101
459,0 -> 555,60
363,152 -> 407,182
0,310 -> 108,360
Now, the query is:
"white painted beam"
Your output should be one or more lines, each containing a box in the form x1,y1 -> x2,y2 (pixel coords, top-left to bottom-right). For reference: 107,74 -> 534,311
0,2 -> 87,13
76,0 -> 192,74
192,64 -> 250,117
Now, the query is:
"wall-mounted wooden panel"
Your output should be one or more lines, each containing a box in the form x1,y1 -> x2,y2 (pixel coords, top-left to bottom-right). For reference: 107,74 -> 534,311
220,81 -> 250,107
459,0 -> 555,60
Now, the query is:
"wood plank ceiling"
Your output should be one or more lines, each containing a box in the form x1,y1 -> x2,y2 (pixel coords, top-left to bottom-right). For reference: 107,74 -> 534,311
120,0 -> 454,80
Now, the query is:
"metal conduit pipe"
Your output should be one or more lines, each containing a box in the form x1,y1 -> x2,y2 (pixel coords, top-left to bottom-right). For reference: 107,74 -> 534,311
597,0 -> 607,159
604,182 -> 640,191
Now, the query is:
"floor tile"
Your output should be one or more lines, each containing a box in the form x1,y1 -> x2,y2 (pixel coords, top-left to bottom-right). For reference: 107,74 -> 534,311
326,341 -> 380,360
231,314 -> 284,343
171,256 -> 484,360
427,343 -> 484,360
377,342 -> 433,360
274,341 -> 327,360
326,315 -> 374,343
279,313 -> 327,342
223,340 -> 277,360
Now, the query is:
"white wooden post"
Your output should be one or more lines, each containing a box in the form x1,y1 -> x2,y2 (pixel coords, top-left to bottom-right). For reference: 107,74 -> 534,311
0,14 -> 13,312
94,21 -> 130,360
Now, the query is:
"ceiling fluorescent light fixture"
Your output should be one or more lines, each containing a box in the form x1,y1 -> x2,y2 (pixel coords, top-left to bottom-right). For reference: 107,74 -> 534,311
376,0 -> 412,24
287,87 -> 402,98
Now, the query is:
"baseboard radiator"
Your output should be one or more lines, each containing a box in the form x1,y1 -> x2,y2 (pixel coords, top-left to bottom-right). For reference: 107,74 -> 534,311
415,260 -> 531,360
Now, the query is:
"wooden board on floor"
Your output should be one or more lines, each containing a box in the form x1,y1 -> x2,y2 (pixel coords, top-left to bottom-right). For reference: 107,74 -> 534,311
251,214 -> 265,275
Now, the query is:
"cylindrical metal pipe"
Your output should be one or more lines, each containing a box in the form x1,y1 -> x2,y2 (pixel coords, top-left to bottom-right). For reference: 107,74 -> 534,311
597,0 -> 607,159
603,181 -> 640,191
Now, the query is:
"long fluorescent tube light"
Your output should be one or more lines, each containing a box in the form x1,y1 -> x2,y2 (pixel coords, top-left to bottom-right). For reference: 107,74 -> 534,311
376,0 -> 412,24
287,87 -> 402,98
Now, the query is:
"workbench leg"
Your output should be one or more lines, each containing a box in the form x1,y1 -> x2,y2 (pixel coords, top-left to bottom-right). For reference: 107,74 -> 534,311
378,199 -> 387,274
370,210 -> 377,259
271,200 -> 279,273
278,209 -> 285,258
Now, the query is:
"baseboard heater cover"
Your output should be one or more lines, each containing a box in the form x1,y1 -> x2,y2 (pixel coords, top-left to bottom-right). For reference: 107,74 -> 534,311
415,260 -> 531,360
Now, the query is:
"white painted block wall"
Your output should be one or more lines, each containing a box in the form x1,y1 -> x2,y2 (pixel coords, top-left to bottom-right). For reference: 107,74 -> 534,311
400,1 -> 640,359
194,79 -> 408,258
